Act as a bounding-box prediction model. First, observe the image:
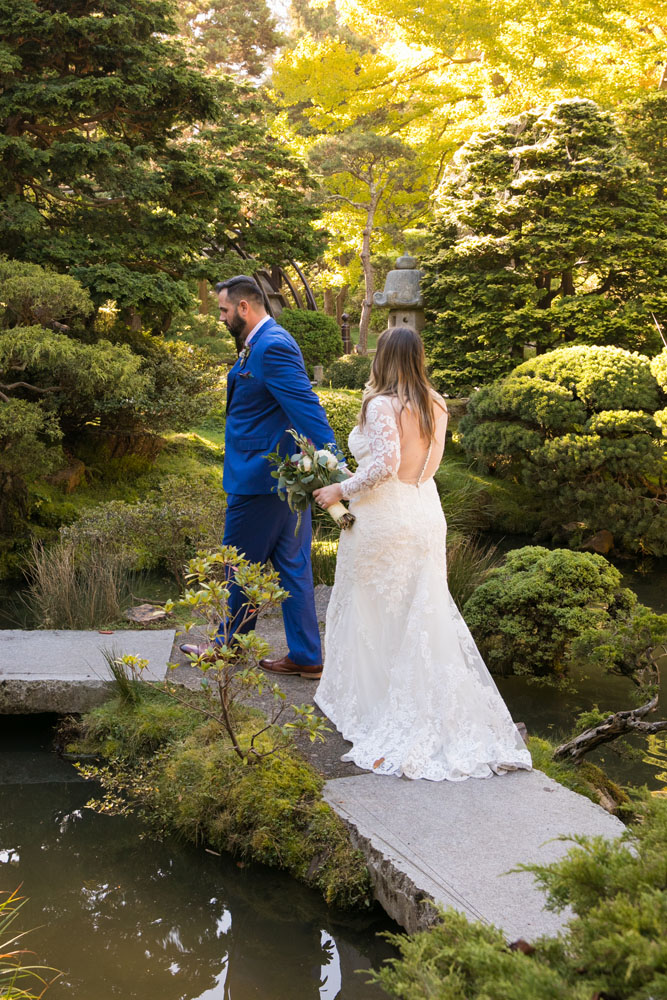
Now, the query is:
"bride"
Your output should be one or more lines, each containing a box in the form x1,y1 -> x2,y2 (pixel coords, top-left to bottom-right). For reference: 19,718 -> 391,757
312,326 -> 531,782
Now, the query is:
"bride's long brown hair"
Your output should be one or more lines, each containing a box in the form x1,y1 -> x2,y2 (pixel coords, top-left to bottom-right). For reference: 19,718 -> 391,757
360,325 -> 446,440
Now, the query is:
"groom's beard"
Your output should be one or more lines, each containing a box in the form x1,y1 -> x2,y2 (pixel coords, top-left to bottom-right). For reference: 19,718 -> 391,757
225,311 -> 247,353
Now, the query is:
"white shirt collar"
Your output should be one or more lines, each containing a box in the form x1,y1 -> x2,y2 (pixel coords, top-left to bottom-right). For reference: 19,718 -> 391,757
245,315 -> 271,347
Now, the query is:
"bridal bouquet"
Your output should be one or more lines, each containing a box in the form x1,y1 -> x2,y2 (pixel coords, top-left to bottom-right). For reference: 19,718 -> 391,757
267,431 -> 355,532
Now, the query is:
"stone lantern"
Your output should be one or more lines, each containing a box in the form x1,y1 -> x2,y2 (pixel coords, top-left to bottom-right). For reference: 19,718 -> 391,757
373,252 -> 425,333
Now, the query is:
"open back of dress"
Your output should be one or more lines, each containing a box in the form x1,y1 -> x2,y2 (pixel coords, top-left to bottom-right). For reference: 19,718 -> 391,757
394,399 -> 448,486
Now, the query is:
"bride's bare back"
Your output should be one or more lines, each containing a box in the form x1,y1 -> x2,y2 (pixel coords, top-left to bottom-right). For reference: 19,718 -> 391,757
392,393 -> 448,485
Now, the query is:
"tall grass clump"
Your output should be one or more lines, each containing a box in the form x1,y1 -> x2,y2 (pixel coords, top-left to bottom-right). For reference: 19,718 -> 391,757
0,888 -> 59,998
27,540 -> 130,628
447,534 -> 499,611
311,522 -> 340,586
437,465 -> 493,536
102,647 -> 143,706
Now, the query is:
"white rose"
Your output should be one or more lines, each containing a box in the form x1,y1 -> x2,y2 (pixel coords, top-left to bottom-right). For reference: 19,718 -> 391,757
316,449 -> 338,471
299,455 -> 313,472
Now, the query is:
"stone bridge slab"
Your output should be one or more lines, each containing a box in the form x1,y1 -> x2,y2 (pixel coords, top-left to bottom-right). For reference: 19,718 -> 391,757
0,629 -> 176,713
324,768 -> 625,940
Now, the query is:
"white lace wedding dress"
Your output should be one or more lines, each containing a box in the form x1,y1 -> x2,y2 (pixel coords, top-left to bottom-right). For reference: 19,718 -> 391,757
314,396 -> 532,782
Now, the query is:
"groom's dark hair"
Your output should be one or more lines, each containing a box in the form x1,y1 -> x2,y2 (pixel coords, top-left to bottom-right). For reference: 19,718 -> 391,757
215,275 -> 265,308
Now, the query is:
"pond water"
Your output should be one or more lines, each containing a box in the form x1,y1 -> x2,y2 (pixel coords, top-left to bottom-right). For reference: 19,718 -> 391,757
0,716 -> 395,1000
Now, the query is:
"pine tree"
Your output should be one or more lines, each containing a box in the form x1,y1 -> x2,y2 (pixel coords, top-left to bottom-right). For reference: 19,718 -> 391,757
0,0 -> 322,329
177,0 -> 283,78
422,99 -> 667,393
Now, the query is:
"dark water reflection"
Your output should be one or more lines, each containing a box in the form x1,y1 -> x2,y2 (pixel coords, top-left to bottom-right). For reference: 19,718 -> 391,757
0,720 -> 394,1000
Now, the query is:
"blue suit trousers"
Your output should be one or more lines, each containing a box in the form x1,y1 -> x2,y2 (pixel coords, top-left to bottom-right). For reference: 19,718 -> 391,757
217,493 -> 322,666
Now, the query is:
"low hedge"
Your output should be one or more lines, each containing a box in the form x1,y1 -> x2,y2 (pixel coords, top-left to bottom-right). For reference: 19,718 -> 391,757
323,353 -> 372,389
279,308 -> 343,378
317,388 -> 362,464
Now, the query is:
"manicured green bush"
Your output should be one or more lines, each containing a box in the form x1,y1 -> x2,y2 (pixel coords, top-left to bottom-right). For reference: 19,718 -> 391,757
316,388 -> 362,464
279,308 -> 343,377
70,690 -> 372,909
458,346 -> 667,554
104,325 -> 220,433
651,348 -> 667,397
462,545 -> 667,683
373,794 -> 667,1000
0,256 -> 92,330
323,352 -> 372,389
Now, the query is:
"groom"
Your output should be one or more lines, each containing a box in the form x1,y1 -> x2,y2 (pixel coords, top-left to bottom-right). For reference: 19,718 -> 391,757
180,275 -> 336,678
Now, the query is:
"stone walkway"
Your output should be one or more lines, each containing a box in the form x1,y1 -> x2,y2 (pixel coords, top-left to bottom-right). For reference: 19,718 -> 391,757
0,590 -> 625,940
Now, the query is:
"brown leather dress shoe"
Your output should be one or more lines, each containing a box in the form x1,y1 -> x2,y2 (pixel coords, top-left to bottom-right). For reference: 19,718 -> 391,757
259,655 -> 322,679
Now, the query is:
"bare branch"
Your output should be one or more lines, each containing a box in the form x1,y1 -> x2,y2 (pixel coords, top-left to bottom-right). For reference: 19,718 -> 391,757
0,381 -> 63,394
322,193 -> 368,211
28,181 -> 128,208
554,694 -> 667,763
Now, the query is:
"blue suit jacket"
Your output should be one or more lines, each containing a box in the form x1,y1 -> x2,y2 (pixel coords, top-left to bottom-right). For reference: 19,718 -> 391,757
223,318 -> 337,495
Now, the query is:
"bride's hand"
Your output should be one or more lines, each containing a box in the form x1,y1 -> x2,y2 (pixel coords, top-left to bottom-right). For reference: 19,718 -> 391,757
313,483 -> 343,509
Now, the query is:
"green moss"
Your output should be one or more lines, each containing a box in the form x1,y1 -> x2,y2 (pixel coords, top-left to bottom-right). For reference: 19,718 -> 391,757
526,736 -> 628,811
0,419 -> 226,580
74,690 -> 200,758
68,691 -> 372,909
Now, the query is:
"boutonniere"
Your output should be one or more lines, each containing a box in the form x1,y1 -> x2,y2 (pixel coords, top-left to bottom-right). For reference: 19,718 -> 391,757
239,341 -> 252,368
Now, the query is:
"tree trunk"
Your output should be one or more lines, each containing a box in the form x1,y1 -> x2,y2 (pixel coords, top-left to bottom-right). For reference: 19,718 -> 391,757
323,287 -> 335,316
358,192 -> 380,354
198,279 -> 209,316
335,285 -> 349,325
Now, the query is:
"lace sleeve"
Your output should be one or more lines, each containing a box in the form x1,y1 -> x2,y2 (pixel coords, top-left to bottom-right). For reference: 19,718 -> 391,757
340,396 -> 400,499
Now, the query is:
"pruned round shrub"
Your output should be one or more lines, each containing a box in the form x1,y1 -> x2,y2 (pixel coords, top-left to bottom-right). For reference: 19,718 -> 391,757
316,389 -> 361,464
0,256 -> 93,329
279,308 -> 343,377
459,346 -> 667,554
323,352 -> 372,389
462,546 -> 646,681
651,348 -> 667,399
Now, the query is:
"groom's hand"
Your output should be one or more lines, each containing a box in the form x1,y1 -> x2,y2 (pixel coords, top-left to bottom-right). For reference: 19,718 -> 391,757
313,483 -> 343,510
